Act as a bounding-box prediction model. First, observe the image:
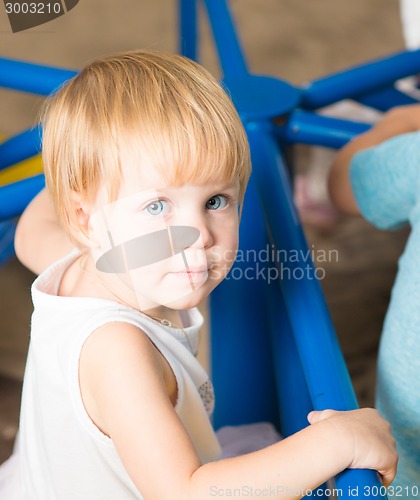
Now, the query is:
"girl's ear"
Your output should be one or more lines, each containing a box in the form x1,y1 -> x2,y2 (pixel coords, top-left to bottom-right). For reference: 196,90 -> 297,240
69,190 -> 94,247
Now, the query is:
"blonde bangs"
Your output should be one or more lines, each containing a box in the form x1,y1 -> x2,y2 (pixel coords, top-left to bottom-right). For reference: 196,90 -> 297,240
119,92 -> 250,200
112,52 -> 250,200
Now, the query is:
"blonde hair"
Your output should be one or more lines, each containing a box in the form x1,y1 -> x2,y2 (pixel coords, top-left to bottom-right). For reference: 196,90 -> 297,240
41,49 -> 251,239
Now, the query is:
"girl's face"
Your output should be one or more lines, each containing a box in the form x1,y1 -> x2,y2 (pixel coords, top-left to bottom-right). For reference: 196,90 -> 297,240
87,159 -> 240,315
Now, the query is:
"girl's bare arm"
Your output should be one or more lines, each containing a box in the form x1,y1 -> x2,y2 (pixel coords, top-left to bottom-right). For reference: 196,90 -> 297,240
80,322 -> 397,500
14,188 -> 73,275
329,104 -> 420,214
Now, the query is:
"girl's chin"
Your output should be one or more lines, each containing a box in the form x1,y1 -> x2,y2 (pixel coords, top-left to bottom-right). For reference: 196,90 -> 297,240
158,286 -> 211,311
157,293 -> 204,311
123,273 -> 222,310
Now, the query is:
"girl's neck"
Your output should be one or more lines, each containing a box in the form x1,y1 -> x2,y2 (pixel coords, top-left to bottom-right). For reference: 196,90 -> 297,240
60,250 -> 184,327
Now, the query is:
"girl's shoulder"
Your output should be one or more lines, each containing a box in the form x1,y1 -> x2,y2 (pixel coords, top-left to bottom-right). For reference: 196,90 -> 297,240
79,319 -> 178,438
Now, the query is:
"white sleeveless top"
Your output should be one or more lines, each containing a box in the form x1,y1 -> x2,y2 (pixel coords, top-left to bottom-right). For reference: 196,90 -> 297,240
7,249 -> 221,500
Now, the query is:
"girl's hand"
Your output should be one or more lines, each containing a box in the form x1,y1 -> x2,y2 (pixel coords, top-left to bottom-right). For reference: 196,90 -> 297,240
308,408 -> 398,487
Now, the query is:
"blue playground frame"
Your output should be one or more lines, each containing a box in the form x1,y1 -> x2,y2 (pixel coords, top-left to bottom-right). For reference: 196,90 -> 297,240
1,0 -> 420,496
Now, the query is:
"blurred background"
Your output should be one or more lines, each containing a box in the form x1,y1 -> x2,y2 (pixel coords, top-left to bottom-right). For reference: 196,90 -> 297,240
0,0 -> 409,463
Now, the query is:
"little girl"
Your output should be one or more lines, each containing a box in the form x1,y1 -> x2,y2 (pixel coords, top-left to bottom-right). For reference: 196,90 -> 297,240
1,50 -> 396,499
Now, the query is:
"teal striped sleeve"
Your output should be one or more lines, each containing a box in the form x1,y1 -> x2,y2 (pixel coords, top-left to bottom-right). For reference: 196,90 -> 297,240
349,131 -> 420,230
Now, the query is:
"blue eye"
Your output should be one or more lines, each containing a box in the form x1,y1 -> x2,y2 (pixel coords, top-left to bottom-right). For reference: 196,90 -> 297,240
145,200 -> 169,216
206,195 -> 228,210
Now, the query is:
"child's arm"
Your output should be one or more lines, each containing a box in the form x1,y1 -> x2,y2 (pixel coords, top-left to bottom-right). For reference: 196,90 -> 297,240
329,104 -> 420,214
14,188 -> 74,275
80,322 -> 397,500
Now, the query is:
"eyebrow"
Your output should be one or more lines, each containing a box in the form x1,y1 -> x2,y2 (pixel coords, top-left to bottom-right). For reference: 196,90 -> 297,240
210,183 -> 240,195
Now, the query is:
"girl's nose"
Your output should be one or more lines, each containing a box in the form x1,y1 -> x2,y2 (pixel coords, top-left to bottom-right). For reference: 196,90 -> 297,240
193,221 -> 213,249
175,213 -> 214,250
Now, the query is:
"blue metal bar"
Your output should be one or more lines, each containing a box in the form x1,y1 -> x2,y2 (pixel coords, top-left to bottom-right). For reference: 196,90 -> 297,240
0,175 -> 45,221
223,75 -> 300,122
356,86 -> 419,111
267,287 -> 329,499
334,469 -> 387,500
247,121 -> 357,410
0,57 -> 77,96
246,121 -> 384,497
280,110 -> 371,149
179,0 -> 198,60
0,126 -> 42,171
301,49 -> 420,110
266,276 -> 313,437
0,221 -> 16,266
202,0 -> 249,79
210,175 -> 280,430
